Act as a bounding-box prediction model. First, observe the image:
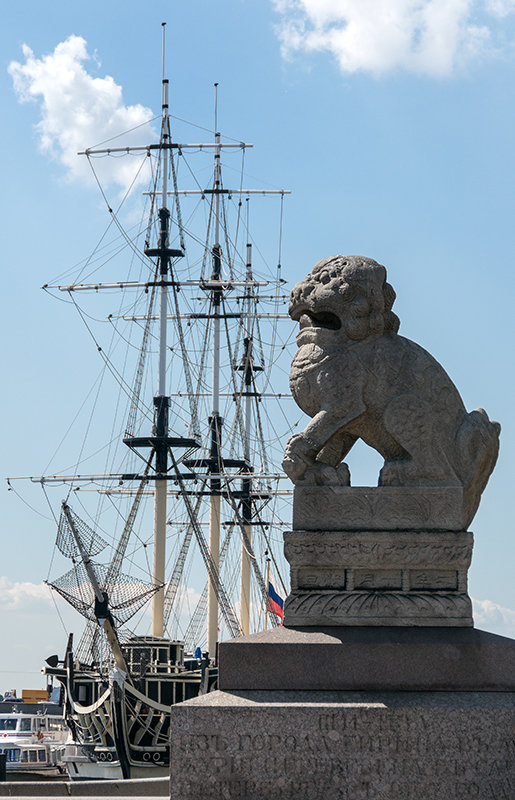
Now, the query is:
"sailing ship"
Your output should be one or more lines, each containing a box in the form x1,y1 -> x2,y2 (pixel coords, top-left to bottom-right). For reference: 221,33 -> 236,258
9,39 -> 295,780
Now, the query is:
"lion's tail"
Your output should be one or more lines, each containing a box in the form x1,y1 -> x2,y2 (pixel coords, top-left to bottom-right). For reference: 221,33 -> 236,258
457,408 -> 500,527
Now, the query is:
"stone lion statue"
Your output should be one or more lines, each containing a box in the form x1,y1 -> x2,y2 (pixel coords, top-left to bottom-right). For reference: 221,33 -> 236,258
282,255 -> 500,525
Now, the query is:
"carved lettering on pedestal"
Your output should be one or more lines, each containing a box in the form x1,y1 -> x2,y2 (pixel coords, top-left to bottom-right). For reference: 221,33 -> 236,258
354,569 -> 403,589
409,570 -> 458,590
171,708 -> 513,800
297,568 -> 346,589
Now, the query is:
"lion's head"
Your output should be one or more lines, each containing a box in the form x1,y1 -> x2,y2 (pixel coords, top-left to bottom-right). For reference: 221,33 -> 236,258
289,255 -> 400,346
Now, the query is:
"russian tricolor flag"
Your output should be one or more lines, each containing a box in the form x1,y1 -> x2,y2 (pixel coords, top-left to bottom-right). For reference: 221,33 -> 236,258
268,581 -> 284,621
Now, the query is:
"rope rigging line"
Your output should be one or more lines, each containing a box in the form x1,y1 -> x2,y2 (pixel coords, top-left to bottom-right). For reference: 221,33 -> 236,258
175,148 -> 205,193
125,274 -> 158,438
71,334 -> 121,489
200,192 -> 214,281
144,153 -> 159,250
170,283 -> 201,440
64,152 -> 153,287
42,482 -> 60,525
217,195 -> 247,277
221,296 -> 246,449
104,304 -> 142,504
168,112 -> 252,144
78,462 -> 152,662
169,143 -> 186,253
86,155 -> 158,274
49,587 -> 70,637
84,115 -> 160,151
41,365 -> 108,476
253,378 -> 271,475
222,479 -> 279,629
164,524 -> 197,641
5,481 -> 53,525
221,195 -> 234,280
182,585 -> 208,651
182,519 -> 235,650
229,149 -> 246,271
168,448 -> 241,638
277,192 -> 284,270
190,298 -> 212,427
50,214 -> 157,289
251,494 -> 289,597
162,491 -> 204,632
69,293 -> 153,428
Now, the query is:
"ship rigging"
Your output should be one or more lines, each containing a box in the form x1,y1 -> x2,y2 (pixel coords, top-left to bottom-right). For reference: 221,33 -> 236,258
7,30 -> 296,779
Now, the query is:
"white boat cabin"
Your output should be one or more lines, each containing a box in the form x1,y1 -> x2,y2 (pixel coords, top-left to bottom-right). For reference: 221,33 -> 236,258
0,703 -> 69,773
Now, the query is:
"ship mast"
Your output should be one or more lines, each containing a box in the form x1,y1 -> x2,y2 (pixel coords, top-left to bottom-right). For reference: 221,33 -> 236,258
240,237 -> 254,636
151,75 -> 171,637
207,98 -> 223,655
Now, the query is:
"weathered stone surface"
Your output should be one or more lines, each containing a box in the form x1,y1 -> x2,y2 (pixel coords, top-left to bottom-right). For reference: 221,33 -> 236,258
283,529 -> 473,626
169,690 -> 515,800
283,589 -> 472,626
284,529 -> 473,569
292,485 -> 467,530
218,627 -> 515,691
0,778 -> 169,797
282,255 -> 500,528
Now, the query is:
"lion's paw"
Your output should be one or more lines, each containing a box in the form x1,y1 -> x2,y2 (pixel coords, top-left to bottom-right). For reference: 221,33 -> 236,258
336,462 -> 351,485
297,461 -> 351,486
379,460 -> 408,486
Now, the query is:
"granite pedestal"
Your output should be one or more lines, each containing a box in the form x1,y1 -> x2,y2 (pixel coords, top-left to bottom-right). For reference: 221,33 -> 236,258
218,625 -> 515,692
169,690 -> 514,800
168,626 -> 515,799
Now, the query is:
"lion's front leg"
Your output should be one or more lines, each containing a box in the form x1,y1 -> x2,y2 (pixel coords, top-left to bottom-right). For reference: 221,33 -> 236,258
282,432 -> 320,482
282,407 -> 363,483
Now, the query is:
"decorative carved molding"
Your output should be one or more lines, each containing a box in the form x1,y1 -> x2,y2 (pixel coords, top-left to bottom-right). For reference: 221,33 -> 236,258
284,529 -> 473,626
284,530 -> 473,569
284,590 -> 473,627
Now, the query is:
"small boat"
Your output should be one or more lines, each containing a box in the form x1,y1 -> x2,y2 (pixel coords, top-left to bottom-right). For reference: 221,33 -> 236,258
0,697 -> 69,777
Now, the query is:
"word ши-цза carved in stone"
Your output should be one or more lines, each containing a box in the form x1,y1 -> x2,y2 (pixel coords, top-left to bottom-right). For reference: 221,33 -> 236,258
281,255 -> 500,626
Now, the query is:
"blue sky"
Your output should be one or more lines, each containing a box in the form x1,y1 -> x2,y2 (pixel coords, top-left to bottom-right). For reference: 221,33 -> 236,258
1,0 -> 515,691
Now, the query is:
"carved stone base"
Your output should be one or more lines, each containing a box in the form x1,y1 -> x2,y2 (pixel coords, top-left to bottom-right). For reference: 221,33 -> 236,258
284,529 -> 473,626
292,485 -> 467,531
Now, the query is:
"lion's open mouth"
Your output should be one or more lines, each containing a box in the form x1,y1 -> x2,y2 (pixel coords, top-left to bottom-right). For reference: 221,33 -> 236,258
298,310 -> 341,331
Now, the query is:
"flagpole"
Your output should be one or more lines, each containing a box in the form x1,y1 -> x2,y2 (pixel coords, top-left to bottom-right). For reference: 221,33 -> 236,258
264,553 -> 270,632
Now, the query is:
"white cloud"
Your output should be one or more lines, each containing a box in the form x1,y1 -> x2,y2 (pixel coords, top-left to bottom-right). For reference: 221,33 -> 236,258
0,576 -> 77,694
0,576 -> 54,611
273,0 -> 515,77
472,597 -> 515,638
8,36 -> 155,188
486,0 -> 515,17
